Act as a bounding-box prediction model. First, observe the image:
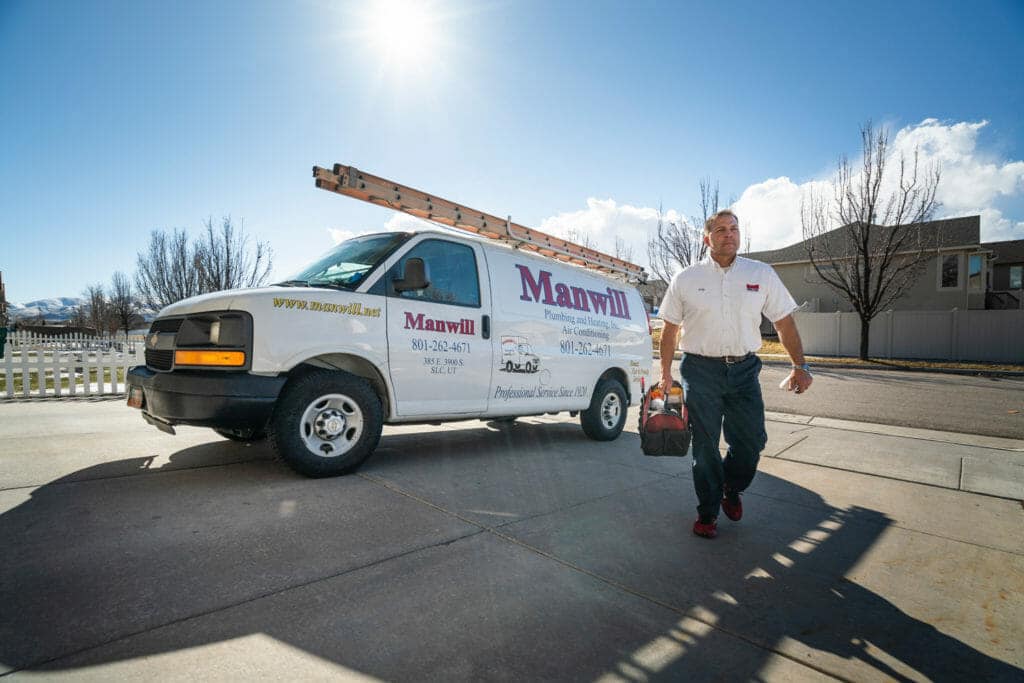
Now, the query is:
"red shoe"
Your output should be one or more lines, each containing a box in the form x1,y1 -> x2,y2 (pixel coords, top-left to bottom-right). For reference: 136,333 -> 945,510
692,517 -> 718,539
721,487 -> 742,521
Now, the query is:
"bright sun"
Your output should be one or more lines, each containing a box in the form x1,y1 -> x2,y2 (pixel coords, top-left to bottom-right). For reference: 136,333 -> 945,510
364,0 -> 440,66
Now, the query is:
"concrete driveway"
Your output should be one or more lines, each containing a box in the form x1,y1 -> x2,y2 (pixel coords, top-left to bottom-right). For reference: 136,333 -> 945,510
1,399 -> 1021,681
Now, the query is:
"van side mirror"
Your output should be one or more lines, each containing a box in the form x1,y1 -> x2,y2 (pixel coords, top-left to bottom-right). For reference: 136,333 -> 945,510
393,257 -> 430,292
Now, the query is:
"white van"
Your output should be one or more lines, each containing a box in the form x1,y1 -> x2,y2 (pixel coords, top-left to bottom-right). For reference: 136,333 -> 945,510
128,230 -> 652,476
129,211 -> 651,478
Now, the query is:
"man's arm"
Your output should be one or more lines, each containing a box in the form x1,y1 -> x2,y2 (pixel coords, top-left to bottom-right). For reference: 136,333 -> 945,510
658,321 -> 680,389
773,314 -> 813,394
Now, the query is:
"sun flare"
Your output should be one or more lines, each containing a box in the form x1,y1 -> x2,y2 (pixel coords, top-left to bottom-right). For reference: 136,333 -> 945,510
364,0 -> 440,66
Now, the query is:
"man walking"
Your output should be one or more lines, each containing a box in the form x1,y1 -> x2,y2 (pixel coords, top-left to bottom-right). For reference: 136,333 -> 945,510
657,209 -> 812,539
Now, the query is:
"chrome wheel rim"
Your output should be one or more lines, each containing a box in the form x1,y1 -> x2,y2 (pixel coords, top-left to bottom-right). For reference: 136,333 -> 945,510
299,393 -> 364,458
600,392 -> 622,430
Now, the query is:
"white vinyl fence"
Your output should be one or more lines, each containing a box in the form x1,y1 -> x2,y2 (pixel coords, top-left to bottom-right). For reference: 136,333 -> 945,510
1,331 -> 145,399
793,310 -> 1024,363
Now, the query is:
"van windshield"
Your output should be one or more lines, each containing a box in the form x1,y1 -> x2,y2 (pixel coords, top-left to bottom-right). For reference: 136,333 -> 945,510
281,232 -> 410,290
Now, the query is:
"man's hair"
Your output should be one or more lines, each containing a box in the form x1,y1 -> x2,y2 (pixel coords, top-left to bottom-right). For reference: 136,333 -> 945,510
704,209 -> 739,235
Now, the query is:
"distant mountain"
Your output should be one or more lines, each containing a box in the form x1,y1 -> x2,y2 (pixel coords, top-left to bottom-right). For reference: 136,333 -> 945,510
8,297 -> 158,323
8,297 -> 85,322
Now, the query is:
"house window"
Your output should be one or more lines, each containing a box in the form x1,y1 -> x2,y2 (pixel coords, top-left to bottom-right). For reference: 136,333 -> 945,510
939,254 -> 960,289
1011,265 -> 1023,290
968,254 -> 984,291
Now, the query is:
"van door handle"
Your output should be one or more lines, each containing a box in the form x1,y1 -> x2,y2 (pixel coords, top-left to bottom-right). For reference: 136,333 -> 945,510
481,315 -> 490,339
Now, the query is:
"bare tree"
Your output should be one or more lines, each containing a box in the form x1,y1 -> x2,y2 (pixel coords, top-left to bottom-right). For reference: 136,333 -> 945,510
646,209 -> 701,283
565,228 -> 595,251
697,177 -> 721,251
135,219 -> 274,311
134,228 -> 203,310
646,179 -> 721,282
83,284 -> 111,335
70,303 -> 88,329
801,122 -> 941,359
613,236 -> 635,264
109,271 -> 137,333
195,216 -> 273,292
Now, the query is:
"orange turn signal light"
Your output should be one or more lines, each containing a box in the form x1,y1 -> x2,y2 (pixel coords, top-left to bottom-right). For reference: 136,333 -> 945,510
174,350 -> 246,367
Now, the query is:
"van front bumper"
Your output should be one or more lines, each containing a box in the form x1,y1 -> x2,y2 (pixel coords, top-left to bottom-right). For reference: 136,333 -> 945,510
127,366 -> 286,429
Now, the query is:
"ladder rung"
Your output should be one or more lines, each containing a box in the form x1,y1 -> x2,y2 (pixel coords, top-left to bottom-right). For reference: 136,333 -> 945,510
313,164 -> 647,281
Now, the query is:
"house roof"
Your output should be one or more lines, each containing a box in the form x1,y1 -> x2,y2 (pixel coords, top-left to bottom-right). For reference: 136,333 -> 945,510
982,239 -> 1024,264
746,216 -> 981,265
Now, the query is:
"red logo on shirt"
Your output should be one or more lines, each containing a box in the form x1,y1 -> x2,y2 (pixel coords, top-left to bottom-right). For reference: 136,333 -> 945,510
746,284 -> 760,291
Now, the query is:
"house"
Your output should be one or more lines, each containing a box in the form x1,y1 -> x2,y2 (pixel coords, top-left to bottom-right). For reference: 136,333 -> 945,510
637,279 -> 668,313
983,239 -> 1024,310
744,216 -> 991,313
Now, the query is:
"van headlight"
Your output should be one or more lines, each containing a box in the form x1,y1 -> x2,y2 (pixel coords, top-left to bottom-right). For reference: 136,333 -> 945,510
173,312 -> 251,369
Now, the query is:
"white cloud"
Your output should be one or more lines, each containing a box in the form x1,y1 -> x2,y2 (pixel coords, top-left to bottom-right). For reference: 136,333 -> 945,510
327,213 -> 436,245
538,197 -> 685,267
732,177 -> 827,252
327,228 -> 360,244
892,119 -> 1024,212
732,119 -> 1024,251
975,208 -> 1024,243
383,213 -> 437,233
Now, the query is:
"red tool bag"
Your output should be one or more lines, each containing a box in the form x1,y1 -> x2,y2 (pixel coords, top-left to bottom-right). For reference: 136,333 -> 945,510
638,378 -> 691,457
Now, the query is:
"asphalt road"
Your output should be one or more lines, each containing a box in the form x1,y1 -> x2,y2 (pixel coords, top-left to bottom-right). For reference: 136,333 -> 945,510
758,363 -> 1024,439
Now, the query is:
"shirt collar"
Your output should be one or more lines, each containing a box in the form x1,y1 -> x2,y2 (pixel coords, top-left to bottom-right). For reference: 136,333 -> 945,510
702,255 -> 740,272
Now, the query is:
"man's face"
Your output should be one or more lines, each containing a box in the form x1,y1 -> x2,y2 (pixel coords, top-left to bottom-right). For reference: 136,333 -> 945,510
704,214 -> 740,259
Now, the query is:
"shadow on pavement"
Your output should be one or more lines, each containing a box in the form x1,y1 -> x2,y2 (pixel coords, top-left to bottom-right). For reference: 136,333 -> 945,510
1,423 -> 1019,680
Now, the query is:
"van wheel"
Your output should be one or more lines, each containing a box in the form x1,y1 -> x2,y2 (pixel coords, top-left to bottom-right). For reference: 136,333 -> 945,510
214,427 -> 267,443
505,361 -> 514,372
580,378 -> 627,441
525,361 -> 534,372
270,370 -> 383,477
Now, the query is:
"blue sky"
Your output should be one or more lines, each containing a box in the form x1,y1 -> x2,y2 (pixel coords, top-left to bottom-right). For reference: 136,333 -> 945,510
2,0 -> 1023,303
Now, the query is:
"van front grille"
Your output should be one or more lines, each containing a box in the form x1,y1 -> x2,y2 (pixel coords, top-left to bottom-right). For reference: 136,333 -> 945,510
145,349 -> 174,371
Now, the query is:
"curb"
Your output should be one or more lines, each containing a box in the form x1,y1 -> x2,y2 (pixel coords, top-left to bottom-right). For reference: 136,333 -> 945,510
757,356 -> 1024,378
654,353 -> 1024,378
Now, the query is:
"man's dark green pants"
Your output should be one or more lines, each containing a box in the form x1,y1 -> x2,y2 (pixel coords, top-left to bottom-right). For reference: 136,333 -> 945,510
681,353 -> 767,520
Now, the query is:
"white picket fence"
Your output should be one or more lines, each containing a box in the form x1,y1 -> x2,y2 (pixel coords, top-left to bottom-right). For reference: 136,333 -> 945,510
1,332 -> 146,399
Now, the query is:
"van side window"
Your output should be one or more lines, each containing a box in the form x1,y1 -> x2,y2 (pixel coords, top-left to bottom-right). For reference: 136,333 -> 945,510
390,240 -> 481,307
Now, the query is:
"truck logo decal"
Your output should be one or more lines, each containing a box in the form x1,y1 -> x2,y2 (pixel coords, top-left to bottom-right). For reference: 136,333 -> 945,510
404,312 -> 475,335
499,335 -> 540,373
515,264 -> 630,319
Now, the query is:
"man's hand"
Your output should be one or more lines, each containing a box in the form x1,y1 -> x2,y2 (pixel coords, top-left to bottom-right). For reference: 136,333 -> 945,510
773,315 -> 812,395
655,369 -> 675,394
781,367 -> 813,394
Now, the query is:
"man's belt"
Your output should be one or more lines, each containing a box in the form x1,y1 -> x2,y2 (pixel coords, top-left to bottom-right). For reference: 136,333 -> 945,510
685,352 -> 754,364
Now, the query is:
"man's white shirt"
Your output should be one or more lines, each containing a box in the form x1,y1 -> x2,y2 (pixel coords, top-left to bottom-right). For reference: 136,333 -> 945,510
658,256 -> 797,357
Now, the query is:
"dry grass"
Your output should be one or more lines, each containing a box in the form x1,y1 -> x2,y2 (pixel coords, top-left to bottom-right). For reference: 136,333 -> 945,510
757,339 -> 1024,373
0,368 -> 126,393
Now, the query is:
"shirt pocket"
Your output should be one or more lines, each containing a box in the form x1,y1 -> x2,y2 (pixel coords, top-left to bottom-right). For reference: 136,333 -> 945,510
740,284 -> 768,318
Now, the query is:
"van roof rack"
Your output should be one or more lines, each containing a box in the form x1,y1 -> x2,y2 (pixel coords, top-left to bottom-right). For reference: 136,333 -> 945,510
313,163 -> 647,282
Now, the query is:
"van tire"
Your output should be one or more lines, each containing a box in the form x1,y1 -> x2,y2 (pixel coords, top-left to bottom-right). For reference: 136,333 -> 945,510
580,378 -> 627,441
270,369 -> 383,478
214,427 -> 267,443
